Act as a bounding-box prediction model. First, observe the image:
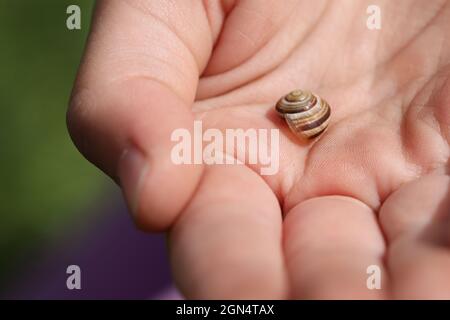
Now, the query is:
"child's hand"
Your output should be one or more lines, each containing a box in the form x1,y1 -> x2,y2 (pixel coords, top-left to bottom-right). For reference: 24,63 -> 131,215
68,0 -> 450,299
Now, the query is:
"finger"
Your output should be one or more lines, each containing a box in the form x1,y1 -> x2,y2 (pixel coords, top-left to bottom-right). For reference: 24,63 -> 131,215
380,174 -> 450,299
197,0 -> 328,101
203,0 -> 297,76
284,196 -> 388,299
379,174 -> 450,242
67,0 -> 218,230
168,164 -> 288,299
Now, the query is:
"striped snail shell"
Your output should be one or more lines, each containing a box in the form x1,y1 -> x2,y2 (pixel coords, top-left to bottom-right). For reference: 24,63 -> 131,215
276,90 -> 331,140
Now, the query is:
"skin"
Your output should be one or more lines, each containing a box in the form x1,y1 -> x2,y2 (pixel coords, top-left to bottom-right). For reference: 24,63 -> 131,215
67,0 -> 450,299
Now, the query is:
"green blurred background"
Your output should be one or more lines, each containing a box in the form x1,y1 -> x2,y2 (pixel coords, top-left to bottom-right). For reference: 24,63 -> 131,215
0,0 -> 109,288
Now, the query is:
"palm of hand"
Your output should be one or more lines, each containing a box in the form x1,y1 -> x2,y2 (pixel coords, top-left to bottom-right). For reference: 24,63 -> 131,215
70,0 -> 449,299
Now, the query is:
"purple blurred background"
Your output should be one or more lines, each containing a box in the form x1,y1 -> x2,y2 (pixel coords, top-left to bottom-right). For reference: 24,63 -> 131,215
3,190 -> 182,300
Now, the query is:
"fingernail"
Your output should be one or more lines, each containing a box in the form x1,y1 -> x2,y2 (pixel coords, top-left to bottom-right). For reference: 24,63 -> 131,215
118,147 -> 149,217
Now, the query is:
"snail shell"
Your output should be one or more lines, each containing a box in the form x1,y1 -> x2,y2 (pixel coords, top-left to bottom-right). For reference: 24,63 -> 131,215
276,90 -> 331,140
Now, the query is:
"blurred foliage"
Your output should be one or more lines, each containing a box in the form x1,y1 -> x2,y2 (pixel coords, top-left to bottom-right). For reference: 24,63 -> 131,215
0,0 -> 108,285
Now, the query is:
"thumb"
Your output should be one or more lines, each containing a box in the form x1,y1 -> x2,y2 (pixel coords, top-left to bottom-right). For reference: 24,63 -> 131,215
67,0 -> 217,231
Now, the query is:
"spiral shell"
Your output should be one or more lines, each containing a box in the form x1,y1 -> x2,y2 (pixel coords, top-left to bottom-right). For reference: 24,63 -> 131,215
276,90 -> 331,140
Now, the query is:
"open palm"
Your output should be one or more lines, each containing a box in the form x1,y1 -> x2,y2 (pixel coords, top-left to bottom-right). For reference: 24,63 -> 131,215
68,0 -> 450,299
